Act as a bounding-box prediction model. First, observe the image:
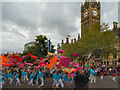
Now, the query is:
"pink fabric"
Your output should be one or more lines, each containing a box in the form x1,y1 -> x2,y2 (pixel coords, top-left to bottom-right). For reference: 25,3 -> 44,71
71,62 -> 79,67
34,66 -> 40,69
24,61 -> 33,65
22,56 -> 25,59
46,62 -> 48,65
68,73 -> 75,78
73,52 -> 78,57
60,57 -> 70,67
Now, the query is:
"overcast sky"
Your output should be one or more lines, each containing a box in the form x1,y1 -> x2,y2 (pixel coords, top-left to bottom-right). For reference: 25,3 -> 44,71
1,1 -> 118,54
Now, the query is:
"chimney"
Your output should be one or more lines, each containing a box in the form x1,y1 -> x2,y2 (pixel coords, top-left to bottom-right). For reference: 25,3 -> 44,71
113,22 -> 118,30
71,39 -> 73,44
66,38 -> 69,44
62,40 -> 64,45
74,38 -> 76,43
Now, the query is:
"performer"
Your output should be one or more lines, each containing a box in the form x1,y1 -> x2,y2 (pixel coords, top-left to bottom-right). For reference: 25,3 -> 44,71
63,73 -> 69,86
52,71 -> 57,88
6,71 -> 13,85
55,70 -> 64,88
38,69 -> 44,89
90,68 -> 96,84
0,73 -> 4,89
100,67 -> 104,79
28,72 -> 35,86
15,72 -> 21,85
21,70 -> 25,82
111,67 -> 117,81
24,70 -> 28,82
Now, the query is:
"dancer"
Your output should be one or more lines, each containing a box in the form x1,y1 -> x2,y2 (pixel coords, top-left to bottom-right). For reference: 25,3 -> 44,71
56,70 -> 64,88
52,71 -> 57,88
15,72 -> 21,85
24,70 -> 28,82
63,72 -> 69,86
6,71 -> 13,85
38,69 -> 44,89
28,72 -> 35,86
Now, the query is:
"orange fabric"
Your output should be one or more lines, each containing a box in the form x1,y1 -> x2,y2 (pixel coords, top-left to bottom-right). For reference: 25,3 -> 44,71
46,57 -> 58,69
0,55 -> 11,62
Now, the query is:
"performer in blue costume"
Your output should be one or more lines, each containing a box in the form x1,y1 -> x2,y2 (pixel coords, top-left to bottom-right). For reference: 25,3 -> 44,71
15,72 -> 21,85
28,72 -> 35,86
6,71 -> 13,85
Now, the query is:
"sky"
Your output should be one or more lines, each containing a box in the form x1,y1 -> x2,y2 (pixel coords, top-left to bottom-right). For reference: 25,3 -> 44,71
1,1 -> 119,54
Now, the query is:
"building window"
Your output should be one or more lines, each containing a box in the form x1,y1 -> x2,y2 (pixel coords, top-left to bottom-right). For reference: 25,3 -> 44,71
112,61 -> 114,65
107,61 -> 109,65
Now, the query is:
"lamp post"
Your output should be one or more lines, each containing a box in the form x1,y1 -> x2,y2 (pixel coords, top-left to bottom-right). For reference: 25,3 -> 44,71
57,44 -> 61,61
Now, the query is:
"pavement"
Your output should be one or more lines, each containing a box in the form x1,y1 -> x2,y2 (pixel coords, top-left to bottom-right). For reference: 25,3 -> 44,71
2,76 -> 119,89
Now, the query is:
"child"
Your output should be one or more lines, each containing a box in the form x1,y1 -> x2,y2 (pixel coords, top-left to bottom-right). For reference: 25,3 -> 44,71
6,71 -> 13,85
28,72 -> 35,86
15,72 -> 21,85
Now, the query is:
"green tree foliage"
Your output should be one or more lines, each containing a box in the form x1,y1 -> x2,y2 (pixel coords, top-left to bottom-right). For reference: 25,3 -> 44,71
21,35 -> 56,63
62,23 -> 118,64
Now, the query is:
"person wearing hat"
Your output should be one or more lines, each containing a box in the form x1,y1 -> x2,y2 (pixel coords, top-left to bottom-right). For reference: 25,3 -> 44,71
6,71 -> 13,85
28,72 -> 35,86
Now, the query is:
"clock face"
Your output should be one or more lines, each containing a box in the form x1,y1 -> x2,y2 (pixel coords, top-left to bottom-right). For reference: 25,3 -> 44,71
84,11 -> 88,17
93,10 -> 97,16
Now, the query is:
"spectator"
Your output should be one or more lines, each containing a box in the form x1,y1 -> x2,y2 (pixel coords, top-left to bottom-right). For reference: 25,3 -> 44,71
74,74 -> 89,90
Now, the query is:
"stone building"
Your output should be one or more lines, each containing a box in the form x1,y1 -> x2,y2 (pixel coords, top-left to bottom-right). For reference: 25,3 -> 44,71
61,0 -> 120,66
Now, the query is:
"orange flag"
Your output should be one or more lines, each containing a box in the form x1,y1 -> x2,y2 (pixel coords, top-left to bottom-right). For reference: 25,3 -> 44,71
0,55 -> 11,62
46,57 -> 58,69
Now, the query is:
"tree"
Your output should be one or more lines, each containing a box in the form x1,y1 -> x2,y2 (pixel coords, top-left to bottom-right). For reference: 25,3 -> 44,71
21,35 -> 56,63
62,22 -> 118,66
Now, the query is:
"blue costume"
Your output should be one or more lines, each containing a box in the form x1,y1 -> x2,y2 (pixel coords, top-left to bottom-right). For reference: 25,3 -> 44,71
24,71 -> 27,76
15,74 -> 19,80
6,73 -> 12,79
37,71 -> 43,83
63,74 -> 68,82
52,73 -> 57,80
29,72 -> 35,81
21,72 -> 25,77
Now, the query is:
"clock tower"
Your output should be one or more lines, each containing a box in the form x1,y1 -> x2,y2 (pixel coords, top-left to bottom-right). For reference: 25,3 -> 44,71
81,0 -> 100,36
